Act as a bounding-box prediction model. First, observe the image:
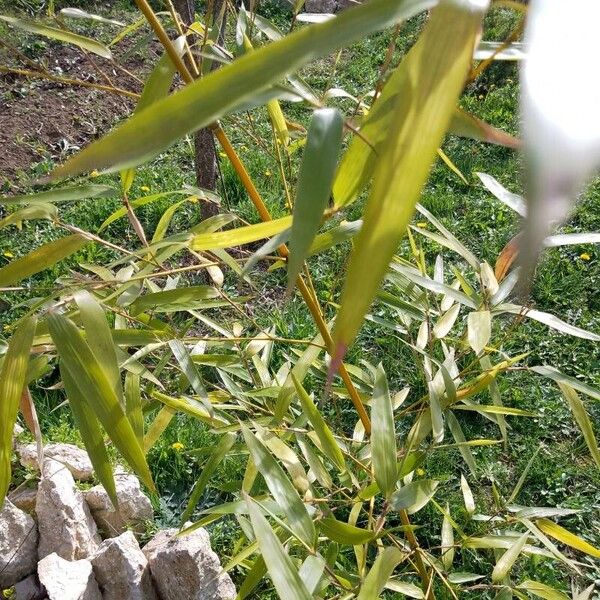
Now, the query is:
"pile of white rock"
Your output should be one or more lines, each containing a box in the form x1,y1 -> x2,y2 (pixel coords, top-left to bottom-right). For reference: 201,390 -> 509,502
0,439 -> 235,600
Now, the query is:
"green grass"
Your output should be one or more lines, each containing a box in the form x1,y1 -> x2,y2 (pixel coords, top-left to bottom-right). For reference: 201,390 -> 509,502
1,3 -> 599,596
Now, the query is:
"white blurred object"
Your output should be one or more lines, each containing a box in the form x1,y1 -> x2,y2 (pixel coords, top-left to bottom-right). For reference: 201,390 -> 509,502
519,0 -> 600,290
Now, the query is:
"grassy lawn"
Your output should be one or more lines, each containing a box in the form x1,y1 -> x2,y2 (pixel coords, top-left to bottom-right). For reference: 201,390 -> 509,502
1,2 -> 599,596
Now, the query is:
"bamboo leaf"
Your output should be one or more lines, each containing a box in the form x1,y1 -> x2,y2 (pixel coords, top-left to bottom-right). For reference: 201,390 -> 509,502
61,365 -> 117,507
319,517 -> 374,545
144,405 -> 176,452
516,580 -> 569,600
181,432 -> 236,525
441,503 -> 455,571
0,203 -> 57,229
371,364 -> 398,498
433,304 -> 461,339
287,108 -> 344,292
47,313 -> 155,492
0,317 -> 36,505
450,109 -> 520,148
332,0 -> 486,358
292,375 -> 346,471
51,0 -> 435,178
460,473 -> 475,515
491,531 -> 529,582
245,496 -> 312,600
130,286 -> 221,315
298,554 -> 326,596
0,183 -> 115,206
390,480 -> 439,514
357,547 -> 405,600
558,383 -> 600,468
477,172 -> 527,216
74,290 -> 123,407
124,372 -> 144,447
468,310 -> 491,355
241,423 -> 315,546
536,518 -> 600,558
0,15 -> 112,58
0,234 -> 88,287
531,366 -> 600,401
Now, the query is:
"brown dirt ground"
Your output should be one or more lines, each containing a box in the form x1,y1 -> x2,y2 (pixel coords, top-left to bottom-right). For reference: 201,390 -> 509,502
0,38 -> 160,188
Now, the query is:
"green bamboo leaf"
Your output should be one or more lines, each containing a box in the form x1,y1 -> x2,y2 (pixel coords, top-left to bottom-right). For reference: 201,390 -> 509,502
168,339 -> 208,402
74,290 -> 123,407
332,0 -> 485,355
0,234 -> 88,287
536,518 -> 600,558
241,423 -> 315,546
319,517 -> 374,545
531,365 -> 600,401
0,15 -> 112,58
558,383 -> 600,468
120,37 -> 185,192
390,480 -> 439,514
59,8 -> 124,26
298,554 -> 326,596
357,547 -> 405,600
292,374 -> 346,471
450,109 -> 520,148
516,580 -> 569,600
0,203 -> 57,229
441,503 -> 455,571
245,496 -> 312,600
124,372 -> 144,447
47,313 -> 155,492
491,532 -> 529,582
60,365 -> 117,507
130,286 -> 220,315
50,0 -> 435,178
467,310 -> 491,355
191,216 -> 292,251
371,364 -> 398,498
433,304 -> 461,340
453,404 -> 537,417
143,405 -> 176,452
0,316 -> 36,505
180,432 -> 236,525
0,183 -> 115,206
287,108 -> 344,293
446,411 -> 477,475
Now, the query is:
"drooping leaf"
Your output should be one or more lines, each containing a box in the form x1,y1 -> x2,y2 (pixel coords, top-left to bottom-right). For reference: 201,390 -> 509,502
516,580 -> 569,600
467,310 -> 491,355
0,235 -> 88,287
0,203 -> 57,229
0,317 -> 36,505
241,424 -> 315,546
51,0 -> 435,178
536,518 -> 600,558
441,503 -> 455,571
390,480 -> 439,514
0,15 -> 113,58
245,496 -> 312,600
59,7 -> 125,26
287,108 -> 344,292
292,375 -> 345,471
531,366 -> 600,401
61,365 -> 117,507
449,109 -> 520,148
332,0 -> 485,355
357,547 -> 406,600
491,532 -> 529,582
47,313 -> 155,492
319,517 -> 374,545
124,372 -> 143,447
371,364 -> 398,498
130,286 -> 221,315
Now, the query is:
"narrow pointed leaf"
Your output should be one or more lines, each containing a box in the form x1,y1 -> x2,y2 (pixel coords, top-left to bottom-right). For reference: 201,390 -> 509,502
0,184 -> 115,206
333,0 -> 486,353
51,0 -> 435,178
390,480 -> 439,514
441,503 -> 455,570
241,424 -> 315,546
492,532 -> 529,582
531,366 -> 600,401
357,547 -> 405,600
0,15 -> 112,58
319,518 -> 374,545
536,518 -> 600,558
47,313 -> 155,492
0,317 -> 36,505
246,496 -> 312,600
287,108 -> 344,292
0,234 -> 88,287
371,364 -> 398,498
517,581 -> 569,600
468,310 -> 491,355
124,373 -> 144,447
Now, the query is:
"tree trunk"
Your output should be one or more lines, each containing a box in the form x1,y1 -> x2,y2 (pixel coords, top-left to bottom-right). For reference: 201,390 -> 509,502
173,0 -> 221,219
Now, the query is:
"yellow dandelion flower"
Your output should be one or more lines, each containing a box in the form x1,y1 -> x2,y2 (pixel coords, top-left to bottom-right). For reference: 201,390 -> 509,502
2,250 -> 14,258
140,185 -> 150,192
264,170 -> 272,177
416,222 -> 428,228
171,442 -> 184,451
580,252 -> 591,261
416,468 -> 425,476
3,324 -> 10,331
90,169 -> 100,177
219,152 -> 227,158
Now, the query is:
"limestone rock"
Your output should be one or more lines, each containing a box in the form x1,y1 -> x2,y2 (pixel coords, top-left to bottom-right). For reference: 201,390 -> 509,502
304,0 -> 337,12
143,527 -> 235,600
15,574 -> 45,600
13,422 -> 25,447
91,530 -> 157,600
18,443 -> 94,481
38,553 -> 102,600
8,484 -> 38,514
84,470 -> 153,537
36,458 -> 101,560
0,499 -> 38,588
